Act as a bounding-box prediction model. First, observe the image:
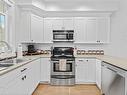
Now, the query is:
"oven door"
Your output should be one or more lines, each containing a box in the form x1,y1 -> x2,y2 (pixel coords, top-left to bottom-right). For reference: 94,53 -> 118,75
51,59 -> 75,75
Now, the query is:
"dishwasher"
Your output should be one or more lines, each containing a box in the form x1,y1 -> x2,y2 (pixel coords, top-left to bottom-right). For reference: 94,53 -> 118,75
101,62 -> 126,95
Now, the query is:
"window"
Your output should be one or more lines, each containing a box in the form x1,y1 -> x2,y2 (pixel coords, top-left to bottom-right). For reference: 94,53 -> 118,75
0,0 -> 7,42
0,14 -> 5,41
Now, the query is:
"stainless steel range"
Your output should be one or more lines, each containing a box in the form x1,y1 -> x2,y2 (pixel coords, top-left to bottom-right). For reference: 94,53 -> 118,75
51,47 -> 75,86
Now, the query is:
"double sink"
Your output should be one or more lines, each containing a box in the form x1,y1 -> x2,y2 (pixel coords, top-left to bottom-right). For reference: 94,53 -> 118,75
0,58 -> 28,71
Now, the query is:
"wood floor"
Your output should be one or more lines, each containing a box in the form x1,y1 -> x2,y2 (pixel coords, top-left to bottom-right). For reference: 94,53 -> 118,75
33,84 -> 101,95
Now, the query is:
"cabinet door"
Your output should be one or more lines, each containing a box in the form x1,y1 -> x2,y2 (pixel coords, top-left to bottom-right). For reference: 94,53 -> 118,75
1,75 -> 24,95
97,17 -> 110,43
96,59 -> 102,89
76,58 -> 88,83
86,18 -> 97,43
86,59 -> 96,83
31,14 -> 44,43
63,18 -> 74,30
41,58 -> 51,83
43,18 -> 53,43
74,18 -> 86,43
19,12 -> 31,43
52,18 -> 63,30
27,59 -> 41,94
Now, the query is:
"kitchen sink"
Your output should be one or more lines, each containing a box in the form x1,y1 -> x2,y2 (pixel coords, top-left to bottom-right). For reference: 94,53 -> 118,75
0,58 -> 29,71
0,64 -> 14,67
0,58 -> 28,64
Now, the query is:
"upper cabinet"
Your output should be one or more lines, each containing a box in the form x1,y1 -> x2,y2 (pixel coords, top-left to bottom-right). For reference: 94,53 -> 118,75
18,12 -> 44,43
31,14 -> 44,43
17,14 -> 110,44
52,18 -> 74,30
74,17 -> 110,44
43,18 -> 53,43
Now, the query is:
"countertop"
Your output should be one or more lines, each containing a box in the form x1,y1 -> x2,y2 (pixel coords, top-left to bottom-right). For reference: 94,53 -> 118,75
0,54 -> 127,76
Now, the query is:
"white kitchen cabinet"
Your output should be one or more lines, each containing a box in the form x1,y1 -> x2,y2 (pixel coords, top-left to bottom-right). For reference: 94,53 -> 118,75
43,18 -> 53,43
97,17 -> 110,43
52,18 -> 74,30
85,59 -> 96,83
41,58 -> 51,83
52,18 -> 63,30
76,58 -> 88,83
0,59 -> 41,95
74,17 -> 110,43
27,59 -> 41,94
86,18 -> 97,43
74,18 -> 86,43
63,18 -> 74,30
19,11 -> 31,43
18,12 -> 44,43
96,59 -> 102,89
31,14 -> 44,43
1,75 -> 25,95
76,58 -> 96,84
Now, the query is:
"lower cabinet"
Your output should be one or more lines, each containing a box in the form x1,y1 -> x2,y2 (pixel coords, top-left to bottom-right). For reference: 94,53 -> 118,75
96,59 -> 102,89
76,58 -> 96,84
0,58 -> 41,95
40,58 -> 51,83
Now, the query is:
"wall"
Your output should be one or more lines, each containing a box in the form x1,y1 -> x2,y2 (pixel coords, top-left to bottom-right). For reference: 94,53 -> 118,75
104,0 -> 127,58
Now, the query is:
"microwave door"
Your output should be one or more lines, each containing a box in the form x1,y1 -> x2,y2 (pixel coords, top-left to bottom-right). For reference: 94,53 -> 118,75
53,34 -> 68,41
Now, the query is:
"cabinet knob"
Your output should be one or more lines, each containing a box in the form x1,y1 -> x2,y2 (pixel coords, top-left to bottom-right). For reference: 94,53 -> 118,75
86,60 -> 88,62
78,60 -> 83,62
22,77 -> 24,80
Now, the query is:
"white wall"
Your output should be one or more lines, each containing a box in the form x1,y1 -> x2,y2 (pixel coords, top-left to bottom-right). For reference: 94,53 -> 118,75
104,0 -> 127,58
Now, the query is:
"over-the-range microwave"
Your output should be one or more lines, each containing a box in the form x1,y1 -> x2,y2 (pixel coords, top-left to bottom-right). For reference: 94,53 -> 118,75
53,30 -> 74,42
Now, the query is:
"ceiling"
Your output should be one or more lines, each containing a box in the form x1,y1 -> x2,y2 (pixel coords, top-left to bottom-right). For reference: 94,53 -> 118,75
44,0 -> 119,2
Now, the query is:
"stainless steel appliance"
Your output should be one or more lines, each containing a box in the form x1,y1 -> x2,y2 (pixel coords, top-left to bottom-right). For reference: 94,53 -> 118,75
53,30 -> 74,42
51,47 -> 75,85
101,62 -> 125,95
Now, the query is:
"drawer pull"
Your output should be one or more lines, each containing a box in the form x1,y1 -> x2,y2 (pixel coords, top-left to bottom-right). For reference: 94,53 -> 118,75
78,60 -> 83,62
21,68 -> 27,72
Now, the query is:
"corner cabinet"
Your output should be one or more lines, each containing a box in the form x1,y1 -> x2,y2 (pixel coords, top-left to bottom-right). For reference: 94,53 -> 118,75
75,58 -> 96,84
74,17 -> 110,44
18,12 -> 44,43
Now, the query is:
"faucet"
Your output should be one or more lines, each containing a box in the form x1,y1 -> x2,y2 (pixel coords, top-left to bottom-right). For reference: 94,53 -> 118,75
0,41 -> 12,53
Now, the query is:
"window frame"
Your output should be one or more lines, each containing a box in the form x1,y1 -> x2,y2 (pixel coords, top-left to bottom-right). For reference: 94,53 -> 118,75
0,12 -> 8,42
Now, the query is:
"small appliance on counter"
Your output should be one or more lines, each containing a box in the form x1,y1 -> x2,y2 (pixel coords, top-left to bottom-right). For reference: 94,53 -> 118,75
28,45 -> 36,53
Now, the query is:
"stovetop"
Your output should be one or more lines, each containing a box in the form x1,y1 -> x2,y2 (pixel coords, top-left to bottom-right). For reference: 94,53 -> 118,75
51,55 -> 75,59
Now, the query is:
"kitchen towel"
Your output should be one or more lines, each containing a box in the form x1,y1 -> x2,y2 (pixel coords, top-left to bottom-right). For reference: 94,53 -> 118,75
59,59 -> 67,71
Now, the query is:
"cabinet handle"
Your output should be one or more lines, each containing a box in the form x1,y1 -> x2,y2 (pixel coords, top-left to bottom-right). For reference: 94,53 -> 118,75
24,75 -> 26,79
22,75 -> 27,81
78,60 -> 83,62
21,68 -> 27,72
